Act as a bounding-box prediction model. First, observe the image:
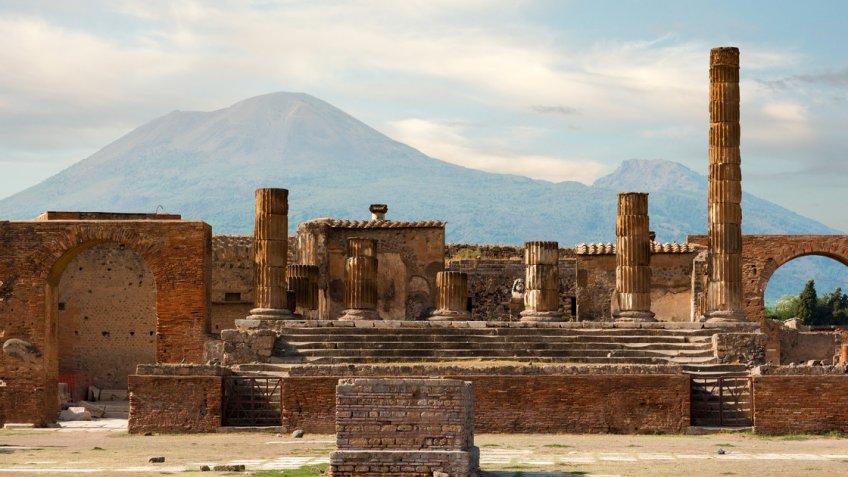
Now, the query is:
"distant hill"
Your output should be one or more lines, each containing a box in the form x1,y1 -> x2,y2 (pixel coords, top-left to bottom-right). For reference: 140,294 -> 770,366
0,92 -> 843,303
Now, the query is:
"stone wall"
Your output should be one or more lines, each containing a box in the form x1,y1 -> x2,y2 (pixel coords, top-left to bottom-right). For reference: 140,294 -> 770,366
128,365 -> 229,434
297,220 -> 445,321
780,330 -> 842,365
447,258 -> 576,320
280,365 -> 689,434
576,252 -> 696,321
330,378 -> 478,477
0,219 -> 211,426
713,333 -> 768,365
752,372 -> 848,434
57,243 -> 156,390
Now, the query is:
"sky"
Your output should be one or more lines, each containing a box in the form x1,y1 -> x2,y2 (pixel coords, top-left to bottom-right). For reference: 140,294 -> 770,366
0,0 -> 846,231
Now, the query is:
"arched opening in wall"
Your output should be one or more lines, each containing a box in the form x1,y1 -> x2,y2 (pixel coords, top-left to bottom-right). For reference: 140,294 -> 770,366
764,255 -> 848,325
52,242 -> 156,402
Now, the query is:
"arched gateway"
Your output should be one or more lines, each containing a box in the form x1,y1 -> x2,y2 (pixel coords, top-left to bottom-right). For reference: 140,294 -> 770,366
0,213 -> 211,426
689,234 -> 848,322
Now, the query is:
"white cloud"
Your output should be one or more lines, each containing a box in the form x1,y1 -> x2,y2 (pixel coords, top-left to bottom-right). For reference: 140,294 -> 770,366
385,118 -> 608,184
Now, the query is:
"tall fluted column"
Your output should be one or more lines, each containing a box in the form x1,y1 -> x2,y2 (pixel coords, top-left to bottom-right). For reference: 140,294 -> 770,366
429,271 -> 470,321
339,238 -> 379,321
287,264 -> 319,316
249,188 -> 291,320
706,47 -> 746,323
614,192 -> 655,322
520,241 -> 563,322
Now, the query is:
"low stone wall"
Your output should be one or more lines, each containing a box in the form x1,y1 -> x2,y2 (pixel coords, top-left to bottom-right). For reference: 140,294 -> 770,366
329,378 -> 478,477
752,371 -> 848,435
780,330 -> 842,365
282,365 -> 689,434
128,365 -> 228,434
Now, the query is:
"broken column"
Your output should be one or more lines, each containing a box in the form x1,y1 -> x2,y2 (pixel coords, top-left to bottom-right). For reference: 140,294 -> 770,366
429,271 -> 470,321
614,192 -> 655,322
248,188 -> 291,320
705,46 -> 746,323
339,238 -> 379,321
520,241 -> 563,322
286,264 -> 319,317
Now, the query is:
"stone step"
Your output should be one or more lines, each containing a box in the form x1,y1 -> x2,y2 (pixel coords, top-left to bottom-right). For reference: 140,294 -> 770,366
281,341 -> 713,353
277,347 -> 713,359
286,356 -> 671,365
277,333 -> 706,344
278,327 -> 715,338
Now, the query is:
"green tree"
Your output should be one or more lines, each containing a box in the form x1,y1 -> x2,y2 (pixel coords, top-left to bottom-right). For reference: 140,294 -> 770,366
797,279 -> 819,325
765,294 -> 800,321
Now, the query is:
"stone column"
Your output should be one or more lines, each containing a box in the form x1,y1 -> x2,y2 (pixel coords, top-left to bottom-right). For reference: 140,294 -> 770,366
249,188 -> 291,320
339,238 -> 379,320
614,192 -> 656,322
287,264 -> 319,315
520,241 -> 563,322
706,46 -> 746,323
429,271 -> 470,321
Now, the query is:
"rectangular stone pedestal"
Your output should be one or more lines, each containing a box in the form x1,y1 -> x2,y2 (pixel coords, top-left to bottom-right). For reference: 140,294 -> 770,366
330,449 -> 479,477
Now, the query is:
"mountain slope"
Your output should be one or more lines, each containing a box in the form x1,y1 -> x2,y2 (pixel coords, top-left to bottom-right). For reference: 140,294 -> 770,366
0,92 -> 843,302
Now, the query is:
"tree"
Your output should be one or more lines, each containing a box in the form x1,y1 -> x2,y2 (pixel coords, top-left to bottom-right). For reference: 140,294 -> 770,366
797,279 -> 819,326
765,294 -> 799,321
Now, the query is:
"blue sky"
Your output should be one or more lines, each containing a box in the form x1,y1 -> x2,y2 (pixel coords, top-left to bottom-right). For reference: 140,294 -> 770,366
0,1 -> 846,231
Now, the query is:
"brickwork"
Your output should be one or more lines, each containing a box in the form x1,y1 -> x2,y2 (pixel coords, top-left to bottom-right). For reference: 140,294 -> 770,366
128,374 -> 223,434
0,219 -> 211,425
330,378 -> 478,477
57,243 -> 156,389
280,366 -> 689,434
752,374 -> 848,434
689,234 -> 848,323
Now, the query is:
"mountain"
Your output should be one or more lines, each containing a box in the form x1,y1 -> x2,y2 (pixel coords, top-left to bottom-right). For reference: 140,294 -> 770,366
0,92 -> 843,303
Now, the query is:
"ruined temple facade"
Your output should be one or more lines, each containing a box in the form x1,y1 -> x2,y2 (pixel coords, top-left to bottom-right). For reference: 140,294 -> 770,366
1,46 -> 847,437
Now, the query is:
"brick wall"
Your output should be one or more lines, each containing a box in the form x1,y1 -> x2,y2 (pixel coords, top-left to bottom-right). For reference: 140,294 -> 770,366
0,219 -> 211,425
281,368 -> 689,434
329,378 -> 478,477
57,243 -> 156,389
753,375 -> 848,434
128,374 -> 223,434
335,378 -> 473,450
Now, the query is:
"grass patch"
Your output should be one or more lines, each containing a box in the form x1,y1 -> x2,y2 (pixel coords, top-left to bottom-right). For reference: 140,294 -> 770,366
626,444 -> 643,448
249,463 -> 329,477
714,443 -> 735,447
543,444 -> 573,448
743,431 -> 847,441
92,447 -> 105,451
480,443 -> 501,447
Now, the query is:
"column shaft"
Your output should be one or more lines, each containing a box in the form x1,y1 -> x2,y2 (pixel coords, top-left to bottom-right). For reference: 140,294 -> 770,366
287,264 -> 319,315
429,271 -> 470,321
706,46 -> 746,323
520,241 -> 563,322
614,192 -> 655,322
250,188 -> 291,319
340,238 -> 379,320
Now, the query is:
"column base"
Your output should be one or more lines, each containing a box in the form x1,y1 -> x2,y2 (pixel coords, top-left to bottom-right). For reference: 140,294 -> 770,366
428,310 -> 471,321
614,311 -> 656,323
339,309 -> 379,321
704,309 -> 748,324
519,310 -> 564,322
248,308 -> 293,320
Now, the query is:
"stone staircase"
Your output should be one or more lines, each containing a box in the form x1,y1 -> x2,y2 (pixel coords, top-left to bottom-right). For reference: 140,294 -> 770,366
271,326 -> 719,365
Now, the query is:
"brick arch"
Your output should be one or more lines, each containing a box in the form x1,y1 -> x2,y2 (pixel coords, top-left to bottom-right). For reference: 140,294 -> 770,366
0,219 -> 211,425
740,235 -> 848,323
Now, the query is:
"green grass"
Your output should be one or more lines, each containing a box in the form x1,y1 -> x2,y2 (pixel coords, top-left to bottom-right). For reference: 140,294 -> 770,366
714,443 -> 735,447
743,431 -> 847,441
480,443 -> 501,447
543,443 -> 573,448
247,463 -> 329,477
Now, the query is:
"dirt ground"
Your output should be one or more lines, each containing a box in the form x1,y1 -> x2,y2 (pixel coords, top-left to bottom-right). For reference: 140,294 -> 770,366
1,427 -> 847,476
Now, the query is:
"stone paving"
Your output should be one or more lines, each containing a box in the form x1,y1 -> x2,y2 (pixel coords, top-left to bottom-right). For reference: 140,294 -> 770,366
2,424 -> 848,476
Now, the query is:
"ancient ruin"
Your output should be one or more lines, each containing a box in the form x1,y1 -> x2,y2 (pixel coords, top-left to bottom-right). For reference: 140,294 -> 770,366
1,47 -> 847,460
706,47 -> 746,323
614,192 -> 655,322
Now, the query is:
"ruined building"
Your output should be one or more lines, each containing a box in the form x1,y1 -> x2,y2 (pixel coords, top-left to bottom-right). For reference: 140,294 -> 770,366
0,47 -> 847,443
